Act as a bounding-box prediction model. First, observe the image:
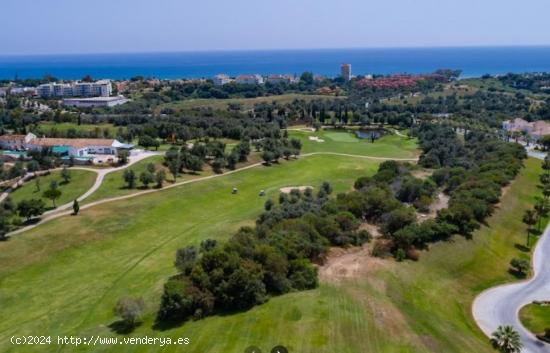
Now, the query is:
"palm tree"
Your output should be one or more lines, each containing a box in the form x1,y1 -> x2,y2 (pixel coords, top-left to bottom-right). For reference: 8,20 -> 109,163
534,197 -> 550,231
523,209 -> 537,247
491,325 -> 523,353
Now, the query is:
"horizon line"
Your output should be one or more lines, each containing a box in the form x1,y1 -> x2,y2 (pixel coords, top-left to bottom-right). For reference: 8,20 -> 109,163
2,44 -> 550,58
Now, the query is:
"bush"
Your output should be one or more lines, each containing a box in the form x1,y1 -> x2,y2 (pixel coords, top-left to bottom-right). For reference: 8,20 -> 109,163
510,258 -> 530,277
114,297 -> 145,328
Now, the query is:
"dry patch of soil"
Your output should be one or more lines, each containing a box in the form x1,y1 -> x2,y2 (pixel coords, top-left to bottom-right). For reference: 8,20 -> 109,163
417,191 -> 449,222
359,222 -> 381,238
319,244 -> 386,284
410,168 -> 433,180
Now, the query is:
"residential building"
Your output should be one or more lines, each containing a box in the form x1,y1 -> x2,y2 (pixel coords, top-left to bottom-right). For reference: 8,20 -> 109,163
0,134 -> 29,150
62,96 -> 128,108
266,74 -> 296,84
502,118 -> 550,140
9,87 -> 36,95
341,63 -> 352,81
37,80 -> 112,98
213,74 -> 232,86
0,132 -> 134,158
235,74 -> 264,85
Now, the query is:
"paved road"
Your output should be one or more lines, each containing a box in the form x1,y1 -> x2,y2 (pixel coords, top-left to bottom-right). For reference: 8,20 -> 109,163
2,151 -> 161,226
473,222 -> 550,353
45,151 -> 162,214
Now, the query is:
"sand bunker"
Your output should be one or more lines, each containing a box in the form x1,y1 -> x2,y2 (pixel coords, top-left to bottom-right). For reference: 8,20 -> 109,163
308,136 -> 325,143
279,186 -> 314,193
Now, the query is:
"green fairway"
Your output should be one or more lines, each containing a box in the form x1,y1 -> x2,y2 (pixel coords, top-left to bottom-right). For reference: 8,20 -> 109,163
83,153 -> 262,204
290,129 -> 420,158
520,304 -> 550,336
36,122 -> 123,136
7,169 -> 96,208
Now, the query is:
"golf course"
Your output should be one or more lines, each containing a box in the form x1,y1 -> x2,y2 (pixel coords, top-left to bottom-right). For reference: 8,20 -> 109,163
0,131 -> 544,353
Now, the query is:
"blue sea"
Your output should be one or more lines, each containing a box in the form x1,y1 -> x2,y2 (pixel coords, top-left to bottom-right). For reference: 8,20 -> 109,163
2,47 -> 550,80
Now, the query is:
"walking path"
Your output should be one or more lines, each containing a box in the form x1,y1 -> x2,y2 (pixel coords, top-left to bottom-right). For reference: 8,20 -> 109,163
473,222 -> 550,353
6,151 -> 419,237
1,151 -> 161,212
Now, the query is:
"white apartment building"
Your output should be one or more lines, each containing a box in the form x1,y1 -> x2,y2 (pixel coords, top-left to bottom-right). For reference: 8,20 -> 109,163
62,96 -> 128,108
213,74 -> 232,86
235,74 -> 264,85
37,80 -> 113,98
266,74 -> 296,84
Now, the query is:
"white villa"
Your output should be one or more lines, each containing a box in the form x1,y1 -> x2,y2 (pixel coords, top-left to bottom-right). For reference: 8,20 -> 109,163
503,118 -> 550,140
0,133 -> 133,158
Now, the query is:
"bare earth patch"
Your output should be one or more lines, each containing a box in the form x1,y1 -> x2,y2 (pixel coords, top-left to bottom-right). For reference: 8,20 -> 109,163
359,222 -> 381,238
418,191 -> 449,222
410,168 -> 433,180
319,244 -> 386,284
279,186 -> 313,193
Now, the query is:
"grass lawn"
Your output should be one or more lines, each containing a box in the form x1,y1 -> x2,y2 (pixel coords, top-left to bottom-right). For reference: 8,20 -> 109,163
83,153 -> 262,204
7,169 -> 96,209
290,129 -> 420,159
520,304 -> 550,336
156,94 -> 344,113
36,122 -> 123,136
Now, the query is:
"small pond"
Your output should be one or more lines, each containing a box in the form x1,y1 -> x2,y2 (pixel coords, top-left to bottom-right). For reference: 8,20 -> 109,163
355,129 -> 387,140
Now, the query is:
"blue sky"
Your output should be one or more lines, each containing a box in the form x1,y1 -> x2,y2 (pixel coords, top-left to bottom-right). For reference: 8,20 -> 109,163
2,0 -> 550,55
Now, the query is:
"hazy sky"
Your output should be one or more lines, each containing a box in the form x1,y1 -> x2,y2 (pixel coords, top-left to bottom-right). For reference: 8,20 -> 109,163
2,0 -> 550,55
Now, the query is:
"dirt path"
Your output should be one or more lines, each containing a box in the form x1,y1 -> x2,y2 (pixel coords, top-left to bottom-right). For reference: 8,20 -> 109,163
6,152 -> 419,237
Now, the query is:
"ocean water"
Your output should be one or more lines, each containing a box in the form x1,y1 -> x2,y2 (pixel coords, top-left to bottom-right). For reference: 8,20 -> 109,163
1,47 -> 550,80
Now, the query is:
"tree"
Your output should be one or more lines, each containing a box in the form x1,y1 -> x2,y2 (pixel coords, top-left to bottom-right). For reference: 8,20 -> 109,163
139,135 -> 160,150
34,177 -> 41,192
114,297 -> 145,330
212,157 -> 225,174
300,72 -> 314,85
491,325 -> 522,353
167,158 -> 181,181
123,169 -> 136,189
146,163 -> 156,174
175,246 -> 198,275
522,209 -> 537,247
290,138 -> 302,156
510,258 -> 529,277
17,199 -> 45,221
118,150 -> 129,165
43,181 -> 62,208
61,166 -> 71,184
72,199 -> 80,215
320,181 -> 333,195
155,170 -> 166,188
534,197 -> 549,231
540,136 -> 550,151
261,150 -> 275,165
139,171 -> 154,188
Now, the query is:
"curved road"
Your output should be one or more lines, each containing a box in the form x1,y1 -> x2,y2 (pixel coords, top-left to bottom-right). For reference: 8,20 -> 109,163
473,222 -> 550,353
